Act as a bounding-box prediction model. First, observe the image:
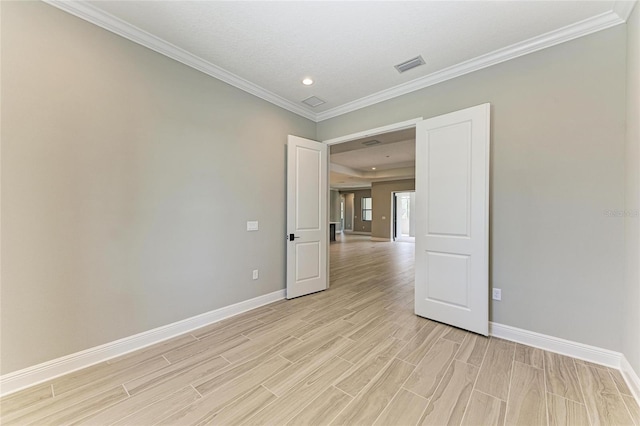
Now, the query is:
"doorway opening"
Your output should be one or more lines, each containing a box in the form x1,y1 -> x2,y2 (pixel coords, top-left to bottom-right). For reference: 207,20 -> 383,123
324,118 -> 421,290
393,191 -> 415,243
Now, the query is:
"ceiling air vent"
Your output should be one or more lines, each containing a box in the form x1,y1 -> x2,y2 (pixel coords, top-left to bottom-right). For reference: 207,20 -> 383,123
394,55 -> 426,73
301,96 -> 326,107
362,140 -> 381,147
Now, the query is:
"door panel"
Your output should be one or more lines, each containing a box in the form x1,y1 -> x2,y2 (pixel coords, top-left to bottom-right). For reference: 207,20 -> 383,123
415,104 -> 490,336
295,242 -> 321,281
427,124 -> 471,236
426,252 -> 470,307
296,147 -> 322,229
287,135 -> 328,299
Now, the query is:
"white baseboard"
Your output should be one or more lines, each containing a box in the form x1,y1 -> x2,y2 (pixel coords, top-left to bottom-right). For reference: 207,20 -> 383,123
621,355 -> 640,403
371,237 -> 392,242
490,322 -> 622,368
2,300 -> 638,406
490,322 -> 640,406
0,289 -> 286,397
346,231 -> 371,235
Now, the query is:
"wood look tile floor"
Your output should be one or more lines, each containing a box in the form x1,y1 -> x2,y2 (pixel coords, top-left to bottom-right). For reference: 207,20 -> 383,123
2,234 -> 639,425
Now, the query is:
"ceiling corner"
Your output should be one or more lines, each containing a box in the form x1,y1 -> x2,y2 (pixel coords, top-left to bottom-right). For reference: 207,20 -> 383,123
612,0 -> 638,21
42,0 -> 319,122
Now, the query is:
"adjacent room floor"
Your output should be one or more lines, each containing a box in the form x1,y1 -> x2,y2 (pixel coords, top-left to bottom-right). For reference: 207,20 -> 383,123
1,234 -> 638,425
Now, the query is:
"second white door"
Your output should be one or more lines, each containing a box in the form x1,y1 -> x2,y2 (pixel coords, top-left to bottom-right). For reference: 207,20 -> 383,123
414,104 -> 491,336
286,135 -> 328,299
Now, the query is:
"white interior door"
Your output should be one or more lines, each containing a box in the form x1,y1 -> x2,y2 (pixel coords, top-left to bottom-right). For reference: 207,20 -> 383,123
286,135 -> 328,299
415,104 -> 490,336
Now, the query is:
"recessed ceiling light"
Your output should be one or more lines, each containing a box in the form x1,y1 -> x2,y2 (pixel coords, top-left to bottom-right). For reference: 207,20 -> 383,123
302,78 -> 313,86
372,167 -> 377,170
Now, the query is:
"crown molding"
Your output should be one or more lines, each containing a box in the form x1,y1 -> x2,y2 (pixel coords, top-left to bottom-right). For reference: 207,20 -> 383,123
613,0 -> 638,21
315,10 -> 625,122
42,0 -> 317,122
44,1 -> 627,124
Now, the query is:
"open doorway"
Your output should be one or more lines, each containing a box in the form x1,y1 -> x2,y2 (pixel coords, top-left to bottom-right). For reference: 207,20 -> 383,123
326,121 -> 419,290
393,191 -> 415,243
320,119 -> 420,323
327,124 -> 417,241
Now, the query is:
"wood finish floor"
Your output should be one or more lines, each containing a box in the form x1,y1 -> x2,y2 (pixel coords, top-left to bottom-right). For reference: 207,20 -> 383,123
2,234 -> 639,425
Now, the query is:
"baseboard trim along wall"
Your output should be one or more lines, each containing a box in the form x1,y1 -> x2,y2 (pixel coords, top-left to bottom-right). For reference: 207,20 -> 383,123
2,299 -> 638,404
490,322 -> 622,367
0,289 -> 286,397
621,354 -> 640,403
371,237 -> 392,242
490,321 -> 640,404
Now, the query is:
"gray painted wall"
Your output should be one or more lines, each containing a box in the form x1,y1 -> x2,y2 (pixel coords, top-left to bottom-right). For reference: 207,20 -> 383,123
371,180 -> 416,240
318,28 -> 627,352
329,190 -> 341,224
0,2 -> 315,374
346,189 -> 372,233
624,4 -> 640,375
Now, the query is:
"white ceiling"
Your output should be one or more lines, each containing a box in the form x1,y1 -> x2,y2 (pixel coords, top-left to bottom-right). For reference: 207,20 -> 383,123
51,1 -> 634,122
329,128 -> 416,190
332,140 -> 415,172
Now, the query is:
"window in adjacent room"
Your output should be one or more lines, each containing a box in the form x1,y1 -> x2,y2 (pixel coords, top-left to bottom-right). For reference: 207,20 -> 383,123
362,197 -> 372,221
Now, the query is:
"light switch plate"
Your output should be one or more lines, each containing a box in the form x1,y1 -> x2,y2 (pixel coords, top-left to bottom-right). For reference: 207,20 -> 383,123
247,221 -> 259,231
492,288 -> 502,301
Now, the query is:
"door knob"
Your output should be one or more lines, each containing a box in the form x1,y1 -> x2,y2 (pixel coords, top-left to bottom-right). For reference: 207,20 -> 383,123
289,234 -> 300,241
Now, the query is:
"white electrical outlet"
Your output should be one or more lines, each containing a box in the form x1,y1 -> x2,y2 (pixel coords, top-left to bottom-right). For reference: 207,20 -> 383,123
247,221 -> 259,231
252,269 -> 259,280
492,288 -> 502,301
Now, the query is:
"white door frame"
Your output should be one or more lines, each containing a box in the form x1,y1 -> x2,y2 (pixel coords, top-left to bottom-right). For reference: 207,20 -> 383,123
322,118 -> 424,282
323,118 -> 424,146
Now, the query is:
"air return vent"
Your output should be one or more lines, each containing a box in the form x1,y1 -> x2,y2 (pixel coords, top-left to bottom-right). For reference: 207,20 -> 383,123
394,55 -> 426,73
301,96 -> 326,107
362,140 -> 381,146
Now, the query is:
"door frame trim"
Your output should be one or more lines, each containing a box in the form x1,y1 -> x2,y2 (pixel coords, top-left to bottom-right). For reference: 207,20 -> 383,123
323,118 -> 423,146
